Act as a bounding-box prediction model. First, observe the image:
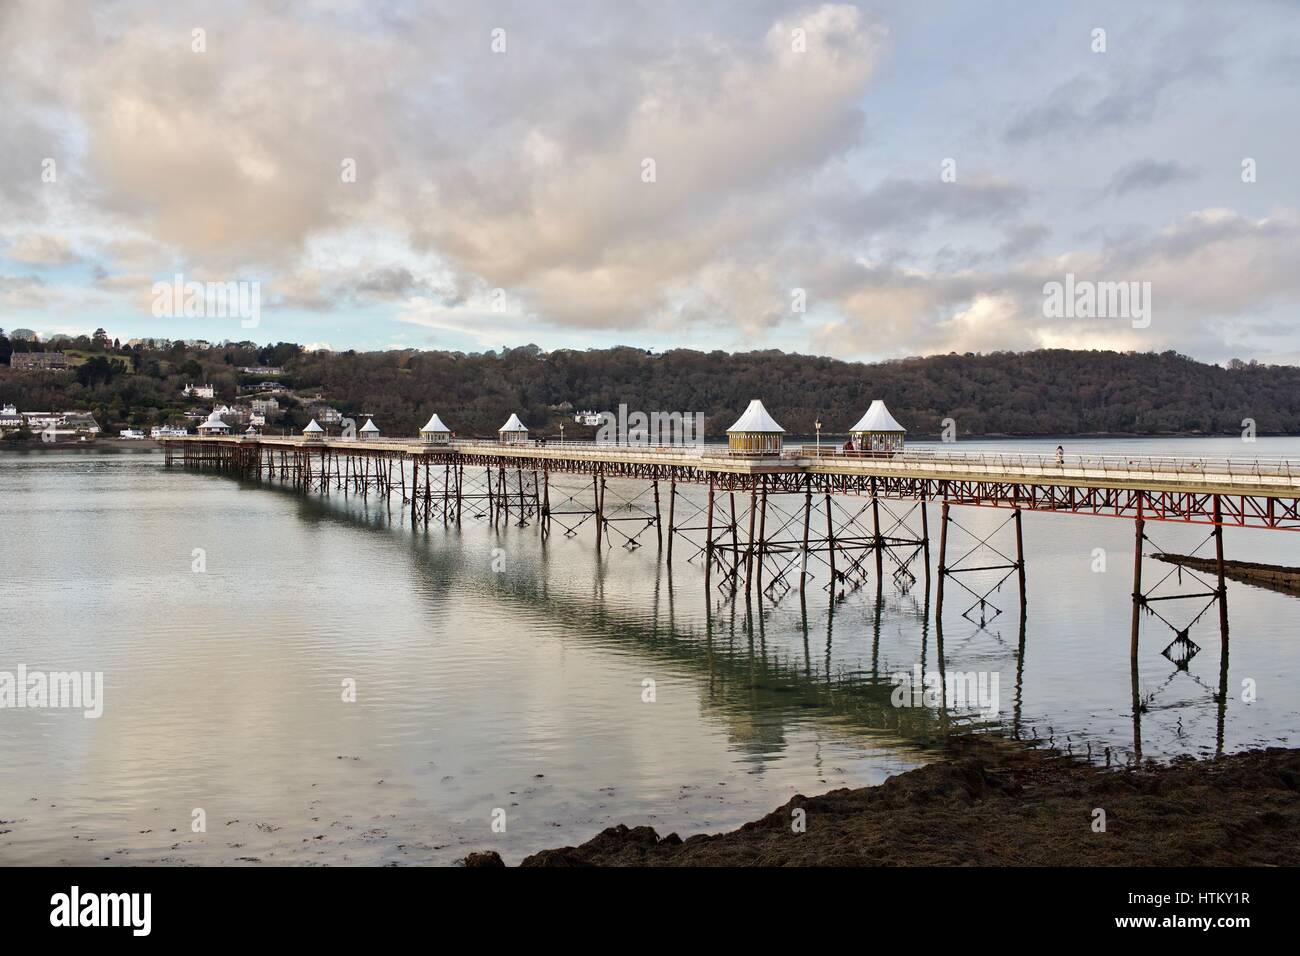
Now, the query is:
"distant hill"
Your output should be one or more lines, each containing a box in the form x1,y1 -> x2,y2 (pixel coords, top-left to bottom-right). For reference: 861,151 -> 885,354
3,337 -> 1297,439
289,346 -> 1300,439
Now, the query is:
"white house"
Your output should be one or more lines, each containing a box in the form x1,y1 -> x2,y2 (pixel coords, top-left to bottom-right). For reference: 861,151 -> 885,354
21,411 -> 61,430
182,383 -> 215,399
310,405 -> 343,425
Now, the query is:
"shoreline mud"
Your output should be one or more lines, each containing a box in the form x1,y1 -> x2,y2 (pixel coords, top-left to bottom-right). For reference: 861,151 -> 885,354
476,739 -> 1300,866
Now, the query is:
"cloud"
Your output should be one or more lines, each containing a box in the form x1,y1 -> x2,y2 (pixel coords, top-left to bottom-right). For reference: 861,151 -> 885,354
1,1 -> 1297,364
809,207 -> 1300,362
5,234 -> 78,265
1106,159 -> 1197,196
1004,53 -> 1223,145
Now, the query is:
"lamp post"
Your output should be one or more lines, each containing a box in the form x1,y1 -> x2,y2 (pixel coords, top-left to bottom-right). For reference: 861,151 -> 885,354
559,422 -> 565,446
815,418 -> 822,456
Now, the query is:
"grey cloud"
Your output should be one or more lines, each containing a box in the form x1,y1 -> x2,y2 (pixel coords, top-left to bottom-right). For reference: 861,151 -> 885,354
1005,53 -> 1223,145
354,268 -> 435,300
819,176 -> 1029,239
1106,159 -> 1197,196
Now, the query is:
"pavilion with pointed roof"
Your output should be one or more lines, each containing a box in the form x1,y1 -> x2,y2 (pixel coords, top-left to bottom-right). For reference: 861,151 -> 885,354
196,408 -> 231,436
849,400 -> 906,454
360,417 -> 380,438
498,413 -> 528,445
420,412 -> 452,445
302,418 -> 325,442
726,399 -> 784,455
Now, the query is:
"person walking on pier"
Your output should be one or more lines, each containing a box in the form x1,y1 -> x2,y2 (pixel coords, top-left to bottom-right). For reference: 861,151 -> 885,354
1055,444 -> 1065,466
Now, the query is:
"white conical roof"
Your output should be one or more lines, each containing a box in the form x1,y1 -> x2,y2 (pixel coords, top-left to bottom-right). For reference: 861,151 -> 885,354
360,417 -> 379,433
726,399 -> 784,434
499,413 -> 528,433
849,399 -> 906,433
203,409 -> 228,427
420,412 -> 450,433
303,419 -> 324,433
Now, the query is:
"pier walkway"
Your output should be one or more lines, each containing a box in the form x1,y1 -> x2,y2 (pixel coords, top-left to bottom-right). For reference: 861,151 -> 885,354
161,435 -> 1300,531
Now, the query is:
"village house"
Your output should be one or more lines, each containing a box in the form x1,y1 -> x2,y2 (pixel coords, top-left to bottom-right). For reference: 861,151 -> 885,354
21,411 -> 63,431
10,352 -> 71,371
13,410 -> 100,439
182,383 -> 215,399
309,405 -> 343,425
62,412 -> 101,435
210,403 -> 250,426
0,404 -> 23,432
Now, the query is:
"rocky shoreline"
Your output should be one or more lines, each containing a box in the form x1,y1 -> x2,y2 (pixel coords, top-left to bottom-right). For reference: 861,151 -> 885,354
467,739 -> 1300,867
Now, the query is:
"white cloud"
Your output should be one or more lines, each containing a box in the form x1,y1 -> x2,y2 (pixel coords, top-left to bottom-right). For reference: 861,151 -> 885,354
1,1 -> 1297,363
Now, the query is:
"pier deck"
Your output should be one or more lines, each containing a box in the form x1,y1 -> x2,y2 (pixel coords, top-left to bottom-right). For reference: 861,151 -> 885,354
160,435 -> 1300,526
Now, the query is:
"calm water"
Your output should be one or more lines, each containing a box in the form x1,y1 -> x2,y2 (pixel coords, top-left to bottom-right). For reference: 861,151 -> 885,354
2,437 -> 1299,865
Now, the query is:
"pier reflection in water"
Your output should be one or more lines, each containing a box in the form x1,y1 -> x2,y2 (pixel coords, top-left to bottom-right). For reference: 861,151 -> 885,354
1,442 -> 1297,865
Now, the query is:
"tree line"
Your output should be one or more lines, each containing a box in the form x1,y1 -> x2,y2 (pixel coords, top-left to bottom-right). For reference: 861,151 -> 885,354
2,331 -> 1297,438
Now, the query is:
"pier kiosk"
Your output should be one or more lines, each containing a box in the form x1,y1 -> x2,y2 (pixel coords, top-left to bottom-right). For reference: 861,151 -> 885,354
499,413 -> 529,445
725,399 -> 784,456
849,400 -> 906,455
420,413 -> 452,445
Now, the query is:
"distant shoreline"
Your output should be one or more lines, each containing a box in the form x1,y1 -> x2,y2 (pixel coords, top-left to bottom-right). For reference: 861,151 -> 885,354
0,440 -> 163,453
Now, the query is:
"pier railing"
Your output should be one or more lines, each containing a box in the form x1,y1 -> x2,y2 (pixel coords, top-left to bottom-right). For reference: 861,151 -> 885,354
170,434 -> 1300,488
814,447 -> 1299,478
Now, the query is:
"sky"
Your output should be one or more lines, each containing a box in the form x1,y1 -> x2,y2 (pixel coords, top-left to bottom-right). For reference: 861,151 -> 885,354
1,0 -> 1298,362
